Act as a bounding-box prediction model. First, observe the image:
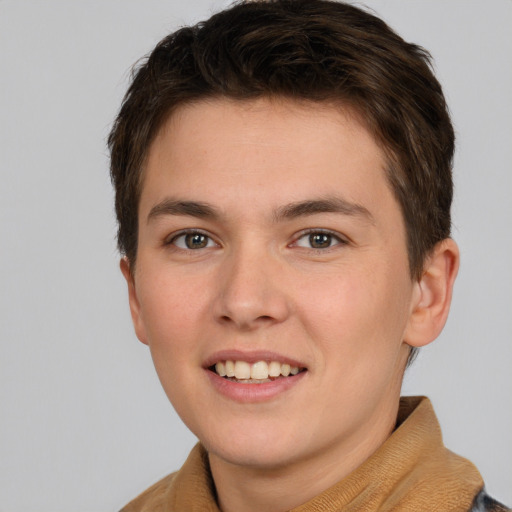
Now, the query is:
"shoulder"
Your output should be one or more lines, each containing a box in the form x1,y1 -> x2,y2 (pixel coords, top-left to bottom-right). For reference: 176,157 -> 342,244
118,472 -> 177,512
469,489 -> 511,512
117,443 -> 217,512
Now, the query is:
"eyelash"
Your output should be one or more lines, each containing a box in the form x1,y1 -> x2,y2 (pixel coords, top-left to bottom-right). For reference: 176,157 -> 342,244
166,229 -> 219,251
166,228 -> 347,254
291,229 -> 347,251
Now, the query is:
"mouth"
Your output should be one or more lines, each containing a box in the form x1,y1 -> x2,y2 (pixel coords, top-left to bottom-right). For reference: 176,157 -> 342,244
208,360 -> 307,384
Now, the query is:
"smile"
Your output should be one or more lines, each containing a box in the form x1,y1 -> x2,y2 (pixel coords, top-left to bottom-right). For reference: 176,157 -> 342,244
204,352 -> 308,402
212,360 -> 305,383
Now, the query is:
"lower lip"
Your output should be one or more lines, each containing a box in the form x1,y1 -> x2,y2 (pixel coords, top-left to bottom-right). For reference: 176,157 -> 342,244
205,369 -> 307,403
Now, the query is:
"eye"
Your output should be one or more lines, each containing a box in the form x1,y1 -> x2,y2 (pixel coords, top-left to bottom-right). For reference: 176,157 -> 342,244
294,231 -> 345,249
170,231 -> 217,250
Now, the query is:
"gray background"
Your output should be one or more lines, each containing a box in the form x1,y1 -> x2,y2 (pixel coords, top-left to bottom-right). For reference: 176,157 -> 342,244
1,1 -> 510,510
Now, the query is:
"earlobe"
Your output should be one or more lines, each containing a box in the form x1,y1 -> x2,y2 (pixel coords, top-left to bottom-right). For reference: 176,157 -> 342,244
120,257 -> 149,345
404,238 -> 460,348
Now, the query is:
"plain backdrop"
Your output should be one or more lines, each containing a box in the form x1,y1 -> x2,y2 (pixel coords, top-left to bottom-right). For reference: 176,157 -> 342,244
1,1 -> 511,511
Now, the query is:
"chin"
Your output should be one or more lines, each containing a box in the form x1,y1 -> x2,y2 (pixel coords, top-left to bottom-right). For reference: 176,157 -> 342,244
199,421 -> 306,470
210,443 -> 299,470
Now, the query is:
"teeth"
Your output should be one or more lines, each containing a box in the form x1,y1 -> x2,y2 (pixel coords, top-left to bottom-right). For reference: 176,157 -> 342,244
281,364 -> 291,377
225,360 -> 235,377
251,361 -> 268,379
268,361 -> 281,377
215,361 -> 226,377
214,360 -> 302,380
234,361 -> 251,379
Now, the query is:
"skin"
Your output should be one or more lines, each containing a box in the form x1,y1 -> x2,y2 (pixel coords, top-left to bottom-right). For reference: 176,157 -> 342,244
122,98 -> 459,512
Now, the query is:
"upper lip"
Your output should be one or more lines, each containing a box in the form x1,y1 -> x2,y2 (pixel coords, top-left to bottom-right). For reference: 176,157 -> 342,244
203,349 -> 307,369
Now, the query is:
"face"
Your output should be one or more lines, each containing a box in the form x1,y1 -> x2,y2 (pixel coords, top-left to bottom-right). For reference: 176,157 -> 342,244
125,98 -> 419,472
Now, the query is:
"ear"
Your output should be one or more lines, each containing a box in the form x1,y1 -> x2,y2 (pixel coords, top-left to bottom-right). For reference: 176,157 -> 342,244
404,238 -> 460,348
120,257 -> 149,345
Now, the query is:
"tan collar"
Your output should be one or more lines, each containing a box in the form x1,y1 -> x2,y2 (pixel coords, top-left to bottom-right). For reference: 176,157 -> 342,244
121,397 -> 483,512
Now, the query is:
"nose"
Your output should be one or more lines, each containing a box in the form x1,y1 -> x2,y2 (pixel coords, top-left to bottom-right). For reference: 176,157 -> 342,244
213,244 -> 290,331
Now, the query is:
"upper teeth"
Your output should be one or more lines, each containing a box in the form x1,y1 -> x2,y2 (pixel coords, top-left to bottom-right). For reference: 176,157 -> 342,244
215,360 -> 300,380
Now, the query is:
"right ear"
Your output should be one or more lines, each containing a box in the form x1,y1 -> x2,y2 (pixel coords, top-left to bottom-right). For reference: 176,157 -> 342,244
120,257 -> 149,345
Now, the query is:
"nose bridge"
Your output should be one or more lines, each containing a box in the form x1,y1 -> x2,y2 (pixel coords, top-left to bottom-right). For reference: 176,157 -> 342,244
214,239 -> 289,329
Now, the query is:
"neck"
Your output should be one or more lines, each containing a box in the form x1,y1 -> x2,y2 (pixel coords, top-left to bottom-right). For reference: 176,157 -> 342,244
209,399 -> 400,512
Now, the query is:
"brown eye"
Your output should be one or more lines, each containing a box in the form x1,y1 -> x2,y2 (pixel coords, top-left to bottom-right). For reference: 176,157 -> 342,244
185,233 -> 208,249
172,232 -> 216,250
294,230 -> 345,250
309,233 -> 332,249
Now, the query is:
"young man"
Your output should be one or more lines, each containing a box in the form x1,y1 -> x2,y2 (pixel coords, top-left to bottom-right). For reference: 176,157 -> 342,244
109,1 -> 509,510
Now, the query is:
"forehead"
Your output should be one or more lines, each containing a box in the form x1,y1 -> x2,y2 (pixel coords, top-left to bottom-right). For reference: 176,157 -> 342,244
140,97 -> 396,223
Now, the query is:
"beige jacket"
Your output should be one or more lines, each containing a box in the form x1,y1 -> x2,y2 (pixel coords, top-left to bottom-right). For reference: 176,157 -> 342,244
120,397 -> 509,511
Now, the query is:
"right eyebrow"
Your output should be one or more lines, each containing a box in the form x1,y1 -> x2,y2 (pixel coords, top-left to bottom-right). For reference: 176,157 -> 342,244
146,199 -> 221,224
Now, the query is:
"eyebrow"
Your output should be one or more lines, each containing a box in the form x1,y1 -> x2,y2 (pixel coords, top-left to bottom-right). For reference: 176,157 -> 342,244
273,197 -> 375,224
146,196 -> 374,224
147,199 -> 221,224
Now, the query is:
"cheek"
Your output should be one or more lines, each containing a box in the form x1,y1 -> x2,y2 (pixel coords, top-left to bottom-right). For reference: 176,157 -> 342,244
137,275 -> 208,414
137,272 -> 208,361
298,266 -> 410,362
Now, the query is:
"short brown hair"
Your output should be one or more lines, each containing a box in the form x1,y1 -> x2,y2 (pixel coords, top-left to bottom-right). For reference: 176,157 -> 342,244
109,1 -> 454,361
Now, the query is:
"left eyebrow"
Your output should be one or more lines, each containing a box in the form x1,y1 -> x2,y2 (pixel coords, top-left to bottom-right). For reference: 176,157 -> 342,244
273,196 -> 375,224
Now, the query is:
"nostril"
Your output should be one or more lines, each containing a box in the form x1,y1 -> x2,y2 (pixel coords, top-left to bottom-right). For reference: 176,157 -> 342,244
214,289 -> 290,329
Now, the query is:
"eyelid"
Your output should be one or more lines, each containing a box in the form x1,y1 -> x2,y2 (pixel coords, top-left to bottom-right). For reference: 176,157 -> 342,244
165,228 -> 219,249
291,228 -> 348,249
164,227 -> 347,250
